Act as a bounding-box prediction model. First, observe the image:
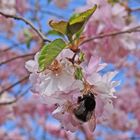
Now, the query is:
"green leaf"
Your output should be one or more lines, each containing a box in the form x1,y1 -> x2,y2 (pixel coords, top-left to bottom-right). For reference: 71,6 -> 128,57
69,5 -> 97,25
75,27 -> 84,39
38,39 -> 66,71
26,38 -> 32,49
66,5 -> 97,40
49,20 -> 68,35
46,30 -> 65,38
79,52 -> 85,62
74,67 -> 83,80
24,29 -> 32,49
108,0 -> 119,4
47,0 -> 52,3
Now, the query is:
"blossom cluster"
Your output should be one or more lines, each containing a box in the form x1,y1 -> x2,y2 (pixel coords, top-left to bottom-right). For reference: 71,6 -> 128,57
0,0 -> 28,15
78,0 -> 140,64
0,0 -> 28,37
25,47 -> 120,132
76,0 -> 140,137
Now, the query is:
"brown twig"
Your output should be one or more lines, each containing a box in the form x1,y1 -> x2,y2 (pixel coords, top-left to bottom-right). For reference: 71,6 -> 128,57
0,53 -> 35,66
0,44 -> 21,55
0,75 -> 29,95
0,87 -> 30,105
80,25 -> 140,46
29,6 -> 65,19
0,11 -> 51,43
131,7 -> 140,12
40,10 -> 66,19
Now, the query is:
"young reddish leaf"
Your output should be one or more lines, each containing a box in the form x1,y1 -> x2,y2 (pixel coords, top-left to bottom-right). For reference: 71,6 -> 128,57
49,20 -> 68,35
46,30 -> 65,38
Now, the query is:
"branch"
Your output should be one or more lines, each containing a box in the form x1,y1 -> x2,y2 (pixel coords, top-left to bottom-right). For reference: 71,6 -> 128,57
0,75 -> 29,95
0,53 -> 35,66
130,7 -> 140,12
0,43 -> 21,55
0,11 -> 51,43
80,25 -> 140,46
130,136 -> 140,140
0,87 -> 30,106
29,6 -> 66,19
40,10 -> 66,19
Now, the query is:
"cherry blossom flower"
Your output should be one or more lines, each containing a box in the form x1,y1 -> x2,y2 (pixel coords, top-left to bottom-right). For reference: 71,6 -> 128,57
25,51 -> 83,96
45,123 -> 76,140
25,50 -> 120,132
0,0 -> 28,15
53,0 -> 70,9
78,0 -> 140,64
15,0 -> 28,14
0,90 -> 14,124
0,0 -> 16,15
81,56 -> 120,122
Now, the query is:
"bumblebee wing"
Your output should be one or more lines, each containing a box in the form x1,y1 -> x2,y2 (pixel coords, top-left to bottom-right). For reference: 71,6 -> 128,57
88,112 -> 96,132
86,111 -> 93,121
74,101 -> 86,115
74,101 -> 91,122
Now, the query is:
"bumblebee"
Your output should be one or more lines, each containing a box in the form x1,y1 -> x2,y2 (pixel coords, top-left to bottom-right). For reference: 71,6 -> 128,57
74,92 -> 96,122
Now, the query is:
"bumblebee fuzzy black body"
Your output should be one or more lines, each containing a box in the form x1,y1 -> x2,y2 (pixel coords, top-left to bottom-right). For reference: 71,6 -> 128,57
74,92 -> 96,122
